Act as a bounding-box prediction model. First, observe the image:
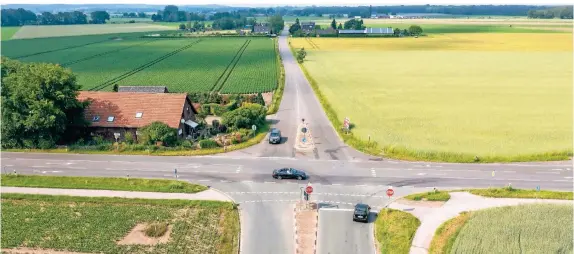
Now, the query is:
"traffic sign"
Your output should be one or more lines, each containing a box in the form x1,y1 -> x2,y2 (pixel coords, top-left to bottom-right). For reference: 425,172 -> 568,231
386,188 -> 394,197
252,125 -> 257,131
305,186 -> 313,194
301,127 -> 307,133
536,186 -> 540,191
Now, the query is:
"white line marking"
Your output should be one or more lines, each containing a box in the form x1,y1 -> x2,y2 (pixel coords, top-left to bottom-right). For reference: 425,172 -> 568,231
553,180 -> 570,182
264,181 -> 276,184
536,172 -> 560,174
502,171 -> 516,173
220,180 -> 231,183
198,180 -> 211,182
242,181 -> 253,183
417,173 -> 427,176
332,184 -> 342,186
564,177 -> 573,179
68,167 -> 87,170
551,169 -> 563,171
356,184 -> 367,187
4,165 -> 14,167
31,166 -> 48,168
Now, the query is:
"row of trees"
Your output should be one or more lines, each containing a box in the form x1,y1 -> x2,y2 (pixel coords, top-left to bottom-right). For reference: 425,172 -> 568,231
1,8 -> 111,26
121,12 -> 147,18
287,5 -> 571,17
527,6 -> 573,19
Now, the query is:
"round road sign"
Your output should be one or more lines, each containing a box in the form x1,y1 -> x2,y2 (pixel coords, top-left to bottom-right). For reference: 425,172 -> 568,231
305,186 -> 313,194
386,189 -> 394,197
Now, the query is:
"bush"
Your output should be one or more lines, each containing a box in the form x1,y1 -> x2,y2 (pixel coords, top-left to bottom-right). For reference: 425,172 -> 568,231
124,132 -> 135,144
144,222 -> 169,237
139,122 -> 177,146
199,139 -> 219,149
222,103 -> 266,130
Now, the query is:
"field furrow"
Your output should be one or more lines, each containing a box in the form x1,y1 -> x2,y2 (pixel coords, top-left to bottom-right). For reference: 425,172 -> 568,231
213,39 -> 251,92
66,39 -> 191,90
220,38 -> 278,93
118,38 -> 247,93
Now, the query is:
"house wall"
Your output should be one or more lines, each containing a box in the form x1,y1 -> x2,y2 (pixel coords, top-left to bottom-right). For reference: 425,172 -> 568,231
177,97 -> 197,138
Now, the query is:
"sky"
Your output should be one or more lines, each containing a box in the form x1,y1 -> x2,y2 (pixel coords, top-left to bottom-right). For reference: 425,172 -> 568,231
1,0 -> 572,6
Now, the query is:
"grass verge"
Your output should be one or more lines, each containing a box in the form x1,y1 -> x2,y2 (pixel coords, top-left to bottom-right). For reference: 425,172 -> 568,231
1,194 -> 239,254
404,190 -> 451,201
267,37 -> 286,115
292,44 -> 572,163
1,174 -> 208,193
4,123 -> 269,156
374,208 -> 420,254
450,204 -> 572,253
429,211 -> 473,254
466,187 -> 573,200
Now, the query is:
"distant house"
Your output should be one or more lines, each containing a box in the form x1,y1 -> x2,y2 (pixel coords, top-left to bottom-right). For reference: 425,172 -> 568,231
117,86 -> 168,93
371,13 -> 390,19
301,22 -> 316,33
365,27 -> 394,35
78,91 -> 199,142
353,16 -> 362,19
315,27 -> 337,36
253,23 -> 270,34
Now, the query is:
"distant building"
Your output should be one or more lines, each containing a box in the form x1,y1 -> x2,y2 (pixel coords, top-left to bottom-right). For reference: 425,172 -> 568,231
343,14 -> 349,18
118,86 -> 168,93
77,91 -> 198,142
338,29 -> 366,34
371,13 -> 390,19
253,23 -> 270,34
315,27 -> 337,36
301,22 -> 316,33
353,16 -> 362,19
365,27 -> 394,35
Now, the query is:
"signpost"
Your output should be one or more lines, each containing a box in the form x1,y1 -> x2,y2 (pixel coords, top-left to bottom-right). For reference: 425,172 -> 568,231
305,185 -> 313,194
174,168 -> 178,178
536,185 -> 540,199
343,117 -> 350,133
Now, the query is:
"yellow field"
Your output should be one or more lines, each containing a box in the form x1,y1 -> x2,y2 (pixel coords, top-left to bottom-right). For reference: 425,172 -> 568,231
292,33 -> 572,160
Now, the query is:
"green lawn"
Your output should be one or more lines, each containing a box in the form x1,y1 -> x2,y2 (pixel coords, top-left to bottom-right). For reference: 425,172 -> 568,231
7,23 -> 172,39
374,208 -> 420,254
1,194 -> 239,254
291,33 -> 572,162
1,174 -> 208,193
1,26 -> 21,40
404,190 -> 451,201
450,204 -> 573,253
468,187 -> 573,200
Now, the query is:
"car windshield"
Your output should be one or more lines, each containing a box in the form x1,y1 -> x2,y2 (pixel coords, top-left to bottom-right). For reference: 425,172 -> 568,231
270,132 -> 279,137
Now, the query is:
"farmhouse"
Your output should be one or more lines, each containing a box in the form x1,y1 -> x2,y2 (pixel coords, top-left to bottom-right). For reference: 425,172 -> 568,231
301,22 -> 316,33
77,91 -> 199,142
253,23 -> 270,34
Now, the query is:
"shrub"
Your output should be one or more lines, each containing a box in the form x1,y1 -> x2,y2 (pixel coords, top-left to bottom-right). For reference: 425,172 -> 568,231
199,139 -> 219,149
144,222 -> 169,237
139,122 -> 177,146
222,103 -> 266,130
124,132 -> 135,144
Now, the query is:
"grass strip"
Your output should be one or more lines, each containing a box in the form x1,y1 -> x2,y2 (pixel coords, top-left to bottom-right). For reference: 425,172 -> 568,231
290,42 -> 572,163
404,190 -> 451,201
1,174 -> 208,193
466,187 -> 573,200
429,211 -> 473,254
267,37 -> 286,115
374,208 -> 420,254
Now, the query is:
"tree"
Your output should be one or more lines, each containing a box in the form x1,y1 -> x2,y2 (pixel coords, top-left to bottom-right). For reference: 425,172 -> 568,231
337,23 -> 343,29
1,8 -> 37,26
222,103 -> 266,130
289,22 -> 301,34
1,57 -> 88,149
138,12 -> 146,18
162,5 -> 179,22
268,14 -> 285,34
112,84 -> 119,92
408,25 -> 423,35
330,18 -> 337,29
138,121 -> 177,146
179,23 -> 186,30
90,11 -> 110,24
295,17 -> 300,25
253,93 -> 265,106
393,28 -> 401,36
151,14 -> 162,22
343,19 -> 365,30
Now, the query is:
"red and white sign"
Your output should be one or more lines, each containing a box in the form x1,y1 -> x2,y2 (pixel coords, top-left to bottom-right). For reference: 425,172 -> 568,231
305,186 -> 313,194
386,188 -> 394,197
344,117 -> 350,129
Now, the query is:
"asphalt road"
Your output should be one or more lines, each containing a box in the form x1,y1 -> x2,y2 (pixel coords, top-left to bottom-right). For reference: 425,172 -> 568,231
316,208 -> 376,254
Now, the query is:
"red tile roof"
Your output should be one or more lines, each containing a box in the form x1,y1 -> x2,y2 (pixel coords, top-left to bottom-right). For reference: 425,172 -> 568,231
78,91 -> 188,128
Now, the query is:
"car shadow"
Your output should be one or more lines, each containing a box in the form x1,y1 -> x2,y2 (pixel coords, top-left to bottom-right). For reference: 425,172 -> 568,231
367,211 -> 378,223
317,202 -> 338,209
280,137 -> 289,144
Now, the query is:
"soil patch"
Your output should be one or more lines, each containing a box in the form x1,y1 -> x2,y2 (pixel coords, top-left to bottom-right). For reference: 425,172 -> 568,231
396,198 -> 446,208
117,223 -> 173,245
2,248 -> 91,254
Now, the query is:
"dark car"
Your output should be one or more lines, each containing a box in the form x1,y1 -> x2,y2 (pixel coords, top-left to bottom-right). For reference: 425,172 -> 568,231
269,128 -> 282,144
272,168 -> 307,180
352,203 -> 371,222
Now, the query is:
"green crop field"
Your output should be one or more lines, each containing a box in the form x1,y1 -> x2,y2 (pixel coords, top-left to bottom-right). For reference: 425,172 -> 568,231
1,26 -> 21,40
2,34 -> 278,94
1,194 -> 239,254
10,23 -> 173,39
291,32 -> 572,162
451,204 -> 572,253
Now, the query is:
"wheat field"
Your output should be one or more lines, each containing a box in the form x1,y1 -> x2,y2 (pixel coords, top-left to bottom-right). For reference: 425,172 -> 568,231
291,33 -> 572,158
451,204 -> 573,253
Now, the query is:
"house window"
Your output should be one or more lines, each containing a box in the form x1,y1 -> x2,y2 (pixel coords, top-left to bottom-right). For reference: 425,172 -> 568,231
107,116 -> 115,122
92,115 -> 100,122
135,112 -> 143,118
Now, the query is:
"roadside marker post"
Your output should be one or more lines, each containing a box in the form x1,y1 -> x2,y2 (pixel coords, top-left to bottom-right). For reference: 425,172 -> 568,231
536,185 -> 540,199
491,170 -> 495,188
174,168 -> 178,179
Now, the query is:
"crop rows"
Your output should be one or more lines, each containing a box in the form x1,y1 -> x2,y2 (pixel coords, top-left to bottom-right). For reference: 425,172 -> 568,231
213,39 -> 251,92
220,38 -> 278,93
91,39 -> 202,91
118,38 -> 246,93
